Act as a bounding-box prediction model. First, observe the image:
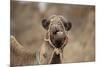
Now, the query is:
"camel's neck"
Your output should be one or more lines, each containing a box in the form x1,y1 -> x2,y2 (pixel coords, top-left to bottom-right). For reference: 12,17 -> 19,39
50,52 -> 61,64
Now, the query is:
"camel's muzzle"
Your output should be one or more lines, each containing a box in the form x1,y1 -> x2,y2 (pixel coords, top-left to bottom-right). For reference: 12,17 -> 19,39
52,32 -> 66,48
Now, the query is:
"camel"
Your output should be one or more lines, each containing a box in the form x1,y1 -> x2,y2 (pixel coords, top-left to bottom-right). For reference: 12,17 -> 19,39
10,15 -> 72,66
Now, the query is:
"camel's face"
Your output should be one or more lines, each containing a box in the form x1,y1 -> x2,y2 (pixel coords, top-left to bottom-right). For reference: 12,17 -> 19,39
41,15 -> 72,64
42,15 -> 72,48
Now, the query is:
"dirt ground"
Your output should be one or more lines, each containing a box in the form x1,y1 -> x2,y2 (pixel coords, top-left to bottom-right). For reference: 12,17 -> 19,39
10,0 -> 95,64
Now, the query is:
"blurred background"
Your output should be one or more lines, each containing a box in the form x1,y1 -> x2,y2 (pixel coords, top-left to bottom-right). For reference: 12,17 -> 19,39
11,0 -> 95,63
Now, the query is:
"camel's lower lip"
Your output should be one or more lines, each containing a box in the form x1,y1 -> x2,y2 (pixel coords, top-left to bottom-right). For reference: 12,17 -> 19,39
50,31 -> 66,48
55,39 -> 65,48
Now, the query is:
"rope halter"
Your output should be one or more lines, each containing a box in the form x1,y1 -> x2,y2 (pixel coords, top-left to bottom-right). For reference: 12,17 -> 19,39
44,16 -> 68,63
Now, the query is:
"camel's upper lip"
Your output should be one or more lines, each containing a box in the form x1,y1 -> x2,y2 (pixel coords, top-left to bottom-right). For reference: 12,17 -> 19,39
53,31 -> 65,40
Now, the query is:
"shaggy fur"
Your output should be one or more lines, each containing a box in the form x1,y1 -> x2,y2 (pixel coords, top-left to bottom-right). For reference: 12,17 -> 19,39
10,15 -> 72,66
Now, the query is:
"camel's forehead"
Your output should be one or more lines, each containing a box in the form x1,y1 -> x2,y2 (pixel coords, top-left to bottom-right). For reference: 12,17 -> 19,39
49,16 -> 62,24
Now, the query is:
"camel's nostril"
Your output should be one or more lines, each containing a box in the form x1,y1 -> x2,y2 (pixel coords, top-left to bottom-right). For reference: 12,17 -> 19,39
53,29 -> 59,35
53,30 -> 56,35
53,31 -> 56,35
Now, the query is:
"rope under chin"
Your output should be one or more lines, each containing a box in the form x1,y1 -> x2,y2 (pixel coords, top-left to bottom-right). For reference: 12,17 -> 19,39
44,18 -> 68,64
44,31 -> 68,64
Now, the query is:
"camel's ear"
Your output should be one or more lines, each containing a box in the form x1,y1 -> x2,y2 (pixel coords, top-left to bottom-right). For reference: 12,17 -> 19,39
63,21 -> 72,31
42,19 -> 50,30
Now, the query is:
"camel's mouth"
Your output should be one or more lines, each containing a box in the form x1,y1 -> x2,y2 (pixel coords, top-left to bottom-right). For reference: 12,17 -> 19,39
50,31 -> 66,48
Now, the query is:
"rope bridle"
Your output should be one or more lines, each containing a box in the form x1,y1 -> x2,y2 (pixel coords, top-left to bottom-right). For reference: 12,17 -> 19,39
44,17 -> 68,64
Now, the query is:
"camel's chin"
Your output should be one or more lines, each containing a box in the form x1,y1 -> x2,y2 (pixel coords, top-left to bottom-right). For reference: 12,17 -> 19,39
50,36 -> 65,48
55,39 -> 65,48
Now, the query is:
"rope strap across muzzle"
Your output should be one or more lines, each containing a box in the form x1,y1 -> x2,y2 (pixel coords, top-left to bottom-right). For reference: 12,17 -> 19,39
43,20 -> 68,63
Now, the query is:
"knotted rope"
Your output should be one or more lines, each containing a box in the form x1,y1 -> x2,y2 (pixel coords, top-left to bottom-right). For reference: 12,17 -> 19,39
44,17 -> 68,63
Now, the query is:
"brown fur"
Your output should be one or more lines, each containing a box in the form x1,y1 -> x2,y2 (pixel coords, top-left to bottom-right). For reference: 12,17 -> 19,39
39,15 -> 71,64
10,36 -> 35,66
10,15 -> 71,66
